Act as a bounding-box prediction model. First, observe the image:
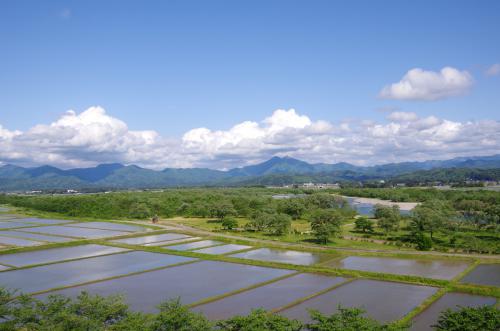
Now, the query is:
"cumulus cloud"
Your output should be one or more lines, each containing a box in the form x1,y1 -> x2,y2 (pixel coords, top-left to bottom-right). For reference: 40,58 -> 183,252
0,107 -> 184,169
0,107 -> 499,169
386,112 -> 418,122
485,63 -> 500,76
379,67 -> 473,101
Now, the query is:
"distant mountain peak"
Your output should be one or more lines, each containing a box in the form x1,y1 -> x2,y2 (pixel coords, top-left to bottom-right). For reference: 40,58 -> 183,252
0,154 -> 499,191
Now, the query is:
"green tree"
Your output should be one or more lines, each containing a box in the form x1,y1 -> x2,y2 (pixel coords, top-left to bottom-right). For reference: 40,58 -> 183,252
309,209 -> 344,244
268,213 -> 292,236
151,299 -> 213,331
129,202 -> 152,219
245,212 -> 270,232
222,218 -> 238,230
354,217 -> 374,233
306,194 -> 346,209
308,306 -> 406,331
374,205 -> 400,235
411,200 -> 454,239
278,199 -> 306,220
245,212 -> 291,236
414,232 -> 433,251
217,309 -> 303,331
4,291 -> 131,331
434,305 -> 500,331
210,201 -> 236,221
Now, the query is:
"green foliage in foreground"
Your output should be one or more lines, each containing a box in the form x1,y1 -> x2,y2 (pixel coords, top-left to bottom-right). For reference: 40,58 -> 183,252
308,307 -> 407,331
1,288 -> 497,331
0,288 -> 396,331
434,305 -> 500,331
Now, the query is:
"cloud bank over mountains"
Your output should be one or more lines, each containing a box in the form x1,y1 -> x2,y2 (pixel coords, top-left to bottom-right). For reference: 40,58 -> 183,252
1,106 -> 499,170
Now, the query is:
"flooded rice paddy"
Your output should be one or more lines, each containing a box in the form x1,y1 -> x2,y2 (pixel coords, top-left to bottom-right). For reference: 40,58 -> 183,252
0,244 -> 129,267
165,240 -> 223,251
0,230 -> 73,243
193,244 -> 252,254
325,256 -> 470,280
193,273 -> 348,319
35,260 -> 294,312
145,237 -> 202,246
279,279 -> 438,323
459,264 -> 500,287
231,248 -> 334,265
0,215 -> 496,324
411,292 -> 497,330
0,215 -> 19,220
0,236 -> 43,246
0,251 -> 194,293
17,218 -> 72,225
112,233 -> 192,245
18,225 -> 129,238
66,221 -> 148,232
0,221 -> 38,229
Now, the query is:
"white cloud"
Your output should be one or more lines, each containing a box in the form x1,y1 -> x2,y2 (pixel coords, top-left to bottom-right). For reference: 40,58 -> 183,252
379,67 -> 473,101
387,112 -> 418,122
485,63 -> 500,76
0,106 -> 499,169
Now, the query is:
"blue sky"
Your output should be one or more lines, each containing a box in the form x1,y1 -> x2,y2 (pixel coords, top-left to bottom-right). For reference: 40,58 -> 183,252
0,1 -> 499,169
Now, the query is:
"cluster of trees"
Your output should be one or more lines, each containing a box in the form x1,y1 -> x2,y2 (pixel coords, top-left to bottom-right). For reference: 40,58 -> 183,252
243,194 -> 354,243
343,188 -> 500,253
1,289 -> 497,331
245,212 -> 292,235
0,189 -> 356,244
0,189 -> 348,221
353,205 -> 400,236
0,189 -> 280,220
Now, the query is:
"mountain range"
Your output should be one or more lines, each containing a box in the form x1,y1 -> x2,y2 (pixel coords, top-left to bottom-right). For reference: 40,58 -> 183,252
0,155 -> 499,191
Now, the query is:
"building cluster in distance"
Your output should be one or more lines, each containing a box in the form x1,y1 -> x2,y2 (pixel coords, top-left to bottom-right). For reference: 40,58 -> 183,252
267,182 -> 341,189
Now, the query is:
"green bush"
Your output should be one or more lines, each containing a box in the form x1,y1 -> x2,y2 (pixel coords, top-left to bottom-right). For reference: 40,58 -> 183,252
434,305 -> 500,331
222,218 -> 238,230
414,233 -> 433,251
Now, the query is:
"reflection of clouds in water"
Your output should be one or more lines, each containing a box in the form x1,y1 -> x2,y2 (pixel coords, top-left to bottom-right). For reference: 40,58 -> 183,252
232,248 -> 321,265
0,251 -> 192,293
330,256 -> 469,280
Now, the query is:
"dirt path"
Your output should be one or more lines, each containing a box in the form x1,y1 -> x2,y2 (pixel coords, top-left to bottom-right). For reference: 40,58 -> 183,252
126,219 -> 500,260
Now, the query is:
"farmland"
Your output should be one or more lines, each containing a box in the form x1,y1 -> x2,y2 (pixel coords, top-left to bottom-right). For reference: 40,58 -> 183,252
0,187 -> 498,329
